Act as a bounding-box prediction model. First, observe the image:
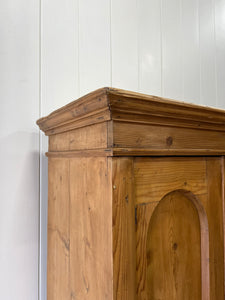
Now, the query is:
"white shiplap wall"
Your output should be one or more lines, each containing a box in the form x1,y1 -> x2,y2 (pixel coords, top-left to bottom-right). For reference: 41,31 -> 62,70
41,0 -> 225,300
40,2 -> 225,300
0,0 -> 39,299
1,0 -> 225,299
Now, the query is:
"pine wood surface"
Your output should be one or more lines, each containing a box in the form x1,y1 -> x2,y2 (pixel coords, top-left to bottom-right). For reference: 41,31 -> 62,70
48,157 -> 113,300
37,88 -> 225,299
37,87 -> 225,156
112,158 -> 136,300
134,157 -> 207,204
146,190 -> 202,300
69,157 -> 113,299
113,121 -> 225,150
49,122 -> 108,151
135,157 -> 224,300
48,158 -> 71,299
204,158 -> 224,299
37,87 -> 225,135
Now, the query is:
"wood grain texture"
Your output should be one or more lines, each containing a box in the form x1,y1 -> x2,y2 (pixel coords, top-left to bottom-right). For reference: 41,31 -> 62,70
223,156 -> 225,296
49,122 -> 108,151
136,190 -> 210,299
46,149 -> 113,158
205,157 -> 224,299
37,88 -> 225,156
113,121 -> 225,151
107,89 -> 225,131
135,159 -> 210,300
136,201 -> 158,299
48,158 -> 71,300
146,191 -> 202,300
37,87 -> 225,135
45,107 -> 110,136
38,88 -> 225,300
37,88 -> 109,134
69,157 -> 113,299
134,157 -> 207,204
47,148 -> 225,158
135,157 -> 225,300
48,157 -> 113,300
111,148 -> 225,156
112,158 -> 136,300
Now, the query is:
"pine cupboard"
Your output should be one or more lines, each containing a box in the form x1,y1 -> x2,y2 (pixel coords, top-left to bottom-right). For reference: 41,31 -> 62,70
37,88 -> 225,300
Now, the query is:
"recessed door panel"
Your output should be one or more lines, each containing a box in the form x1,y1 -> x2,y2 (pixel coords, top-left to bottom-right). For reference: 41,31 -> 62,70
147,190 -> 202,300
136,190 -> 210,300
134,157 -> 224,300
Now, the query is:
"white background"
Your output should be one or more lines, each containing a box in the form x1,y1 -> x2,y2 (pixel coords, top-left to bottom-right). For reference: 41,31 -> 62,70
1,0 -> 225,299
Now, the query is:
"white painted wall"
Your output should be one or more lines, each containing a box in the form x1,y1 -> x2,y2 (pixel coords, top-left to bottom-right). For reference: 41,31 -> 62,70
0,0 -> 39,299
1,0 -> 225,299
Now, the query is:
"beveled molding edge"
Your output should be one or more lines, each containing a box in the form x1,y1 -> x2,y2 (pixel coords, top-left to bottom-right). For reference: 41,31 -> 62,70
37,88 -> 110,135
37,87 -> 225,135
46,148 -> 225,158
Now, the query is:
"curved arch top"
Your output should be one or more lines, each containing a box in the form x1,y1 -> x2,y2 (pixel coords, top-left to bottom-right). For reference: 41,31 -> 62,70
146,189 -> 209,300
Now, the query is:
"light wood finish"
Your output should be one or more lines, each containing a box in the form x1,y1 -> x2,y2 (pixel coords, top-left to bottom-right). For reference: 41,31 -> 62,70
37,88 -> 225,299
113,121 -> 225,151
48,157 -> 113,300
204,158 -> 224,300
37,87 -> 225,156
111,148 -> 225,156
48,158 -> 71,299
223,157 -> 225,296
69,157 -> 113,299
136,201 -> 158,299
147,191 -> 202,300
112,158 -> 136,300
49,122 -> 108,151
37,87 -> 225,135
135,157 -> 223,300
134,157 -> 207,204
136,189 -> 210,300
46,149 -> 113,158
37,88 -> 110,135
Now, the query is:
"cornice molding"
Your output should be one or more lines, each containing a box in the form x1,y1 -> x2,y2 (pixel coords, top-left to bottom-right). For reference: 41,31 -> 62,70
37,87 -> 225,135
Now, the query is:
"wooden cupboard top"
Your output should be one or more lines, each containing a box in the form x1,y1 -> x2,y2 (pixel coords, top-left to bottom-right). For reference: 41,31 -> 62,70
37,88 -> 225,156
37,87 -> 225,135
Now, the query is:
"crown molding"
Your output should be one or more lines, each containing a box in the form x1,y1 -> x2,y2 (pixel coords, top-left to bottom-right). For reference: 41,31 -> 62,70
37,87 -> 225,136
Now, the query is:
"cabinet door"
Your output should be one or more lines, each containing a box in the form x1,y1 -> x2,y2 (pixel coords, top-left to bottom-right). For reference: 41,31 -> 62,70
134,157 -> 224,300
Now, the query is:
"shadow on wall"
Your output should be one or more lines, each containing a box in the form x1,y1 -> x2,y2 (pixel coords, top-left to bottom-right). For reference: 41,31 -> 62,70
40,132 -> 48,300
0,131 -> 39,299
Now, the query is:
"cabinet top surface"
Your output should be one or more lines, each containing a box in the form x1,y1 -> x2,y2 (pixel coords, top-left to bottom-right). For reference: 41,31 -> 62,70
37,87 -> 225,135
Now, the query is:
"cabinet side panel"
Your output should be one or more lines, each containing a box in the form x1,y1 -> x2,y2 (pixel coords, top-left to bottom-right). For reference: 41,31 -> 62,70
49,122 -> 108,151
48,158 -> 71,300
205,157 -> 224,299
112,158 -> 136,300
223,157 -> 225,296
70,157 -> 113,299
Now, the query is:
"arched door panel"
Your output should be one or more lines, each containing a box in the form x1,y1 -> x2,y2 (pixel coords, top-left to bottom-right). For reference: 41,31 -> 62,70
136,190 -> 209,300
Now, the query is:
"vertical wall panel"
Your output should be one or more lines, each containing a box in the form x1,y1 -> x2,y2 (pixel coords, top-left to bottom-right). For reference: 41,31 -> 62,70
41,0 -> 79,115
79,0 -> 111,96
38,0 -> 225,299
181,0 -> 200,103
215,0 -> 225,109
138,0 -> 162,96
41,1 -> 79,299
161,0 -> 183,100
111,0 -> 139,91
0,0 -> 39,299
199,0 -> 217,107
